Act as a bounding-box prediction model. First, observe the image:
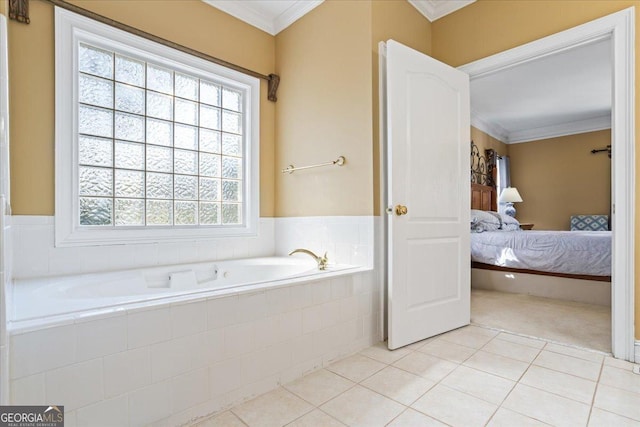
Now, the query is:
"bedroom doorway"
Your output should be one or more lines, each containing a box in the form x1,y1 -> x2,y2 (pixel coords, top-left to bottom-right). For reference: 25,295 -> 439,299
459,8 -> 635,361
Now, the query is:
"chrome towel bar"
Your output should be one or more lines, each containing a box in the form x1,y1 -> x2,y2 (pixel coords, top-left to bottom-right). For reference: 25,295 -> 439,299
282,156 -> 346,174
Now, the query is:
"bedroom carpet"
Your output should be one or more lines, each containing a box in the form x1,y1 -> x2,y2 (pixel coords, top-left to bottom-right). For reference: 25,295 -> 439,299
471,289 -> 611,353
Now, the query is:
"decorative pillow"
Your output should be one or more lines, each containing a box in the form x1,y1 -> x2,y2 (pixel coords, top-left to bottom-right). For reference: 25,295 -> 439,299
470,209 -> 501,232
493,212 -> 521,231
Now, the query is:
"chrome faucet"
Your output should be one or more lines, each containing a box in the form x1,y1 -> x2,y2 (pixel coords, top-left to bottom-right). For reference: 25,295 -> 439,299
288,249 -> 328,270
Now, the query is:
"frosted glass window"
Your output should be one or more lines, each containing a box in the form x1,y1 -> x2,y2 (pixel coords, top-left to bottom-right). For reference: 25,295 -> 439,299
76,41 -> 247,228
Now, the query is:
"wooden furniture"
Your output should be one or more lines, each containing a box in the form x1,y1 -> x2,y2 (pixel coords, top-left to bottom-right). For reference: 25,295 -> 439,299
520,223 -> 534,230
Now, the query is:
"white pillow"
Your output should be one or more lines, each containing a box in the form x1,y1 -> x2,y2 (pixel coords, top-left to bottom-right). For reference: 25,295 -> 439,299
471,210 -> 501,232
493,212 -> 521,231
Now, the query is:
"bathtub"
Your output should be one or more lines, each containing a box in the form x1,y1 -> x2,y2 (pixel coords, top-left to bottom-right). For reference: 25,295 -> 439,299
8,256 -> 361,331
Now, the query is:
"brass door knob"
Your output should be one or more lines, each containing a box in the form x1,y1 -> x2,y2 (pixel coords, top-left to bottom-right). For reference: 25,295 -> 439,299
395,205 -> 408,216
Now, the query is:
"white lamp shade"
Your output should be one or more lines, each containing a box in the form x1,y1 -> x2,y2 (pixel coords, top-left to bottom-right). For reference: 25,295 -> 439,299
499,187 -> 523,203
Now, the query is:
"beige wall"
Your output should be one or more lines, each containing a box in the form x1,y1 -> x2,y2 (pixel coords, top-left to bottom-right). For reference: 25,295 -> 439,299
432,0 -> 640,338
371,1 -> 432,215
471,126 -> 508,157
274,1 -> 373,216
509,131 -> 611,230
8,0 -> 276,216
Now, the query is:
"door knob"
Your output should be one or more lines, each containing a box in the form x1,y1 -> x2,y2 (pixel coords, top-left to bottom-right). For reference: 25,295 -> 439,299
395,205 -> 408,216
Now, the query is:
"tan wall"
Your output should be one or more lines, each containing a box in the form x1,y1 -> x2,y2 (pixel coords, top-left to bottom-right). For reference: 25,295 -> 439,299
432,0 -> 640,338
274,1 -> 373,216
471,126 -> 508,157
8,0 -> 276,216
371,1 -> 432,215
509,131 -> 611,230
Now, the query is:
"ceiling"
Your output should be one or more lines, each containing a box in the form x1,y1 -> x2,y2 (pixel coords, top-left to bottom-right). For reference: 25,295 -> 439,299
202,0 -> 475,35
468,38 -> 612,144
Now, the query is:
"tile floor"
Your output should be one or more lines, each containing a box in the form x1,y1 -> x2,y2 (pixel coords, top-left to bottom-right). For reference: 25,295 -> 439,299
192,325 -> 640,427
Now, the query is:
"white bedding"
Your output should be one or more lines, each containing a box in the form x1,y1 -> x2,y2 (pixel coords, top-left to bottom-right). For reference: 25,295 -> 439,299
471,230 -> 611,276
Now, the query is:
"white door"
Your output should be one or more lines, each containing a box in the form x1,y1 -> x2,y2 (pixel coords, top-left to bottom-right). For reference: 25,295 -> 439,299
383,40 -> 471,349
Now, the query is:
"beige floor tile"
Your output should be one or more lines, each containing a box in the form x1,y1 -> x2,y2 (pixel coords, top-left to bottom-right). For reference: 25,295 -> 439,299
438,325 -> 498,349
359,342 -> 412,364
593,384 -> 640,421
533,350 -> 602,381
326,354 -> 386,383
232,388 -> 313,427
387,408 -> 448,427
320,385 -> 405,427
195,411 -> 247,427
502,384 -> 590,427
599,365 -> 640,394
441,365 -> 515,404
283,369 -> 355,406
495,332 -> 547,350
604,356 -> 638,371
520,365 -> 596,404
482,338 -> 541,363
417,339 -> 478,363
404,337 -> 437,351
544,343 -> 605,363
588,408 -> 640,427
392,352 -> 458,382
487,408 -> 549,427
361,366 -> 435,406
411,384 -> 497,427
285,409 -> 345,427
463,350 -> 529,381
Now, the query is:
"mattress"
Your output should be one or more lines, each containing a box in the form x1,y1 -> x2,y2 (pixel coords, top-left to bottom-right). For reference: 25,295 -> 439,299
470,230 -> 611,276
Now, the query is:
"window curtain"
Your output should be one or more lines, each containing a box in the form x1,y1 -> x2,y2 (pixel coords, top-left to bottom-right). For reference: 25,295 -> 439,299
496,155 -> 511,214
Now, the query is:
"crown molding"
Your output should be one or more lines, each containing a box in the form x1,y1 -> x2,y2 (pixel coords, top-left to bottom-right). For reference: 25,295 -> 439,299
471,109 -> 509,143
508,114 -> 611,144
202,0 -> 323,35
408,0 -> 475,22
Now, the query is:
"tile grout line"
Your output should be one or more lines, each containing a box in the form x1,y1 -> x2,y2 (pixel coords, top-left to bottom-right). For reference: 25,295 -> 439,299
585,357 -> 606,426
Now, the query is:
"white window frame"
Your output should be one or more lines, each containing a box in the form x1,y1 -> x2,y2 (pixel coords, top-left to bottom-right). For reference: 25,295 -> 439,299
54,8 -> 260,247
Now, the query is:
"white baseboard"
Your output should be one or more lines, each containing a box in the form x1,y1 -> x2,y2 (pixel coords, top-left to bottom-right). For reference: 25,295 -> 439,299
635,340 -> 640,363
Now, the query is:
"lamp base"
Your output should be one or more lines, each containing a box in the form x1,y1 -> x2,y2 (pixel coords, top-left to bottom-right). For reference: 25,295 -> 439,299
504,203 -> 516,217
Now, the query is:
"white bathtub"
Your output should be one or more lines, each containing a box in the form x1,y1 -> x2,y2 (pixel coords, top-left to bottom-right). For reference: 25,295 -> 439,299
8,256 -> 361,330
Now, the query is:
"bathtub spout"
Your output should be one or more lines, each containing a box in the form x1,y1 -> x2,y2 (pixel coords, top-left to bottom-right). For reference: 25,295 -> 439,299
288,249 -> 328,270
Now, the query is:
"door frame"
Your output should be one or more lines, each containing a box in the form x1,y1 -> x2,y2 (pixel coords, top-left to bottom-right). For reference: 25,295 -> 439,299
459,7 -> 635,361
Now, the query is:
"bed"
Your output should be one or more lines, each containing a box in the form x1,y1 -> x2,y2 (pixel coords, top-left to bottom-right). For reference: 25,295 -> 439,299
469,146 -> 611,306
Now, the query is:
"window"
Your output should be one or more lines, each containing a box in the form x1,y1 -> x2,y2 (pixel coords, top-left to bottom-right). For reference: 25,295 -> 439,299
55,8 -> 259,246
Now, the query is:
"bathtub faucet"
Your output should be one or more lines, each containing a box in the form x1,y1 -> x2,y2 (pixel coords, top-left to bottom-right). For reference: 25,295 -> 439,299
288,249 -> 328,270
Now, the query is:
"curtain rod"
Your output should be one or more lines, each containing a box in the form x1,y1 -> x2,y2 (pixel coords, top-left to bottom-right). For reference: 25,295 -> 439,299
12,0 -> 281,101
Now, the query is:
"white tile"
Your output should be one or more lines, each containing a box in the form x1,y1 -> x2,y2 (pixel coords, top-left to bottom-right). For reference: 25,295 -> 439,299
209,358 -> 243,397
520,365 -> 597,404
265,286 -> 291,316
463,350 -> 529,381
488,408 -> 549,427
277,310 -> 302,342
393,351 -> 458,382
11,324 -> 76,378
600,365 -> 640,394
11,374 -> 45,405
290,283 -> 314,309
128,380 -> 172,426
481,338 -> 541,363
194,411 -> 246,427
326,354 -> 386,383
417,339 -> 477,363
76,395 -> 128,427
411,384 -> 497,427
604,356 -> 637,371
286,409 -> 345,427
593,384 -> 640,421
151,334 -> 206,382
237,291 -> 266,323
503,384 -> 591,427
494,332 -> 547,349
441,365 -> 515,404
232,387 -> 313,427
171,368 -> 209,413
545,343 -> 605,363
438,325 -> 498,349
361,365 -> 435,406
127,307 -> 171,349
312,281 -> 332,304
359,342 -> 412,364
284,369 -> 355,406
203,328 -> 226,364
589,408 -> 640,427
302,305 -> 323,334
224,321 -> 256,358
533,350 -> 602,381
240,343 -> 292,384
320,385 -> 405,427
171,300 -> 207,338
207,295 -> 239,329
387,408 -> 448,427
103,347 -> 151,398
45,359 -> 104,411
76,314 -> 127,361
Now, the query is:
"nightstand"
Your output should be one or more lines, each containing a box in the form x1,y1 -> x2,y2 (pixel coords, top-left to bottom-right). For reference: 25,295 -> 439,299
520,223 -> 534,230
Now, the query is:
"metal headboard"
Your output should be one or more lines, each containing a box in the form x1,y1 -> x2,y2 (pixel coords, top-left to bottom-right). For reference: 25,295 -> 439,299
470,140 -> 497,187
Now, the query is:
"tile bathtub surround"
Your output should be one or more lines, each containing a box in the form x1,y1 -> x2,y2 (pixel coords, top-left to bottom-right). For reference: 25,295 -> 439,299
194,325 -> 640,427
9,270 -> 379,426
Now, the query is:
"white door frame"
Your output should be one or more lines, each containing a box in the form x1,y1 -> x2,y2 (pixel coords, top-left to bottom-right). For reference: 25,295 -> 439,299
459,7 -> 635,361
